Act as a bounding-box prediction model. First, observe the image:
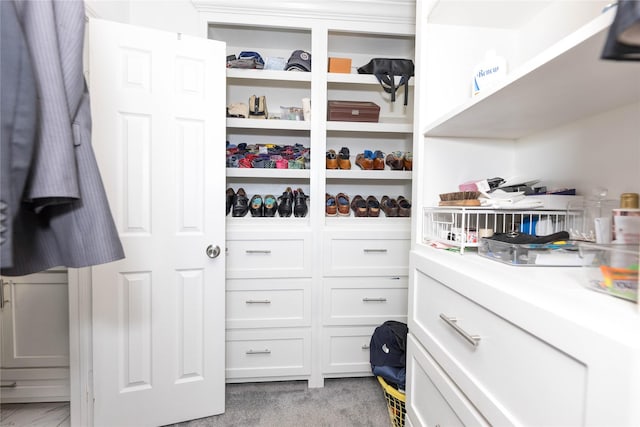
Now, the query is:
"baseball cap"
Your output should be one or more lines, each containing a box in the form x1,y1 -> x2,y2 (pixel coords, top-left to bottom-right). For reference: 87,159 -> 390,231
286,50 -> 311,72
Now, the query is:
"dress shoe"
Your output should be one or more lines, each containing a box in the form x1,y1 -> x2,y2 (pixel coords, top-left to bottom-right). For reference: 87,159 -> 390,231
278,187 -> 294,217
336,192 -> 350,216
294,188 -> 309,218
232,188 -> 249,217
326,149 -> 338,169
350,195 -> 367,217
373,151 -> 385,170
338,147 -> 351,170
226,188 -> 235,215
381,195 -> 399,217
385,151 -> 404,170
403,152 -> 413,171
326,193 -> 337,216
356,152 -> 373,170
263,195 -> 278,217
366,195 -> 380,217
397,196 -> 412,217
250,195 -> 264,217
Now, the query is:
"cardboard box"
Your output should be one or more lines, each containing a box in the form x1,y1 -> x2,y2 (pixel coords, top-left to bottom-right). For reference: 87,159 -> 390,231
328,57 -> 352,74
327,100 -> 380,122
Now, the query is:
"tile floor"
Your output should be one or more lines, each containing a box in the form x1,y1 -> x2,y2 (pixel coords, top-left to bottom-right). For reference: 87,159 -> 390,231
0,402 -> 70,427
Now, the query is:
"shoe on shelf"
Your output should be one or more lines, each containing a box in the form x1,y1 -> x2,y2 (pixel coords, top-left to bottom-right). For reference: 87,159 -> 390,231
326,149 -> 338,169
397,195 -> 412,217
294,188 -> 309,218
385,151 -> 404,170
338,147 -> 351,170
250,195 -> 264,217
336,192 -> 350,216
263,195 -> 278,217
380,195 -> 399,217
350,195 -> 368,217
226,188 -> 235,216
355,152 -> 373,170
278,187 -> 294,217
232,188 -> 249,217
373,150 -> 385,170
403,152 -> 413,171
326,193 -> 337,217
366,195 -> 380,217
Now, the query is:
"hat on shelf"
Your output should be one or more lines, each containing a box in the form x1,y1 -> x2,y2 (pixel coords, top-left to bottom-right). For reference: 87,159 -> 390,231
286,50 -> 311,71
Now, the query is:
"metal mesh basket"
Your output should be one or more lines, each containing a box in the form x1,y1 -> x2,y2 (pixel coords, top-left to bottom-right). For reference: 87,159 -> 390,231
377,376 -> 406,427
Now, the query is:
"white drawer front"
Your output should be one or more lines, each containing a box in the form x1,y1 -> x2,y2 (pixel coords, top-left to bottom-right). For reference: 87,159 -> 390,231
406,334 -> 487,427
412,268 -> 587,426
226,234 -> 311,278
225,329 -> 311,379
226,278 -> 311,329
324,237 -> 410,276
322,326 -> 376,375
323,277 -> 407,325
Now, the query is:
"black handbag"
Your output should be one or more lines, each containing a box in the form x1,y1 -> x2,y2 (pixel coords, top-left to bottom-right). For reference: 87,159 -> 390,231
357,58 -> 415,105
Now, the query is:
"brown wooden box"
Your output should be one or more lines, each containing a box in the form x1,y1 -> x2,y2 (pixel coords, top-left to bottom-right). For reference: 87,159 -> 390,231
328,57 -> 352,73
327,100 -> 380,122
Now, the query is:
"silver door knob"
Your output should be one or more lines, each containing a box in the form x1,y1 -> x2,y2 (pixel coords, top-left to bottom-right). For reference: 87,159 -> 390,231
206,245 -> 221,259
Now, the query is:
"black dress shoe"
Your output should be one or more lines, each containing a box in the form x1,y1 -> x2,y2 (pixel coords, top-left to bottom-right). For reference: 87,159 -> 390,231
232,188 -> 249,217
226,188 -> 235,216
278,187 -> 293,217
263,194 -> 278,217
249,194 -> 264,217
294,188 -> 308,217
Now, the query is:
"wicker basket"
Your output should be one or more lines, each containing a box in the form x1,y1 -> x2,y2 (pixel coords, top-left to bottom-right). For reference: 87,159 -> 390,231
377,376 -> 406,427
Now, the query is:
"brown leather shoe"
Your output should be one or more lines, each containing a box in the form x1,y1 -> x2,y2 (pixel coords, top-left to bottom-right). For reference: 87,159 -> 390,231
380,195 -> 399,217
366,195 -> 380,217
326,149 -> 338,169
373,151 -> 385,170
336,192 -> 350,216
338,147 -> 351,170
403,152 -> 413,171
397,196 -> 412,217
326,193 -> 337,216
385,151 -> 404,170
350,195 -> 367,217
355,153 -> 373,170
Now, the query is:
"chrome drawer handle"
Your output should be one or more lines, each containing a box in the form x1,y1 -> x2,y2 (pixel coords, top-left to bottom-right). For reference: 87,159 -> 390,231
439,313 -> 481,348
0,382 -> 17,388
246,349 -> 271,355
362,297 -> 387,302
245,299 -> 271,304
363,249 -> 387,253
245,250 -> 271,254
361,344 -> 370,350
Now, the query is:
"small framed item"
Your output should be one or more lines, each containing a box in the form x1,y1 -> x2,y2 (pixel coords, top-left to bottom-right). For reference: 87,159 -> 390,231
327,100 -> 380,122
249,95 -> 268,119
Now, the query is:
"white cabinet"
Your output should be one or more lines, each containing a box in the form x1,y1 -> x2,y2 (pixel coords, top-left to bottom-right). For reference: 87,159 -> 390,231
0,270 -> 70,403
408,1 -> 640,425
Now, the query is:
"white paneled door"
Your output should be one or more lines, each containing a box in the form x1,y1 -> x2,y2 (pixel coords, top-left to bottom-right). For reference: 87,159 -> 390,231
89,19 -> 226,427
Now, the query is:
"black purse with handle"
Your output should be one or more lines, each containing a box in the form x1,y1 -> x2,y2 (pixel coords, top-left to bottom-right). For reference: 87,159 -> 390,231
357,58 -> 414,105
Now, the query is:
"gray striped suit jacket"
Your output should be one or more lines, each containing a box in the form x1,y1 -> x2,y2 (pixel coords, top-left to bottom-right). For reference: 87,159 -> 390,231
1,0 -> 124,276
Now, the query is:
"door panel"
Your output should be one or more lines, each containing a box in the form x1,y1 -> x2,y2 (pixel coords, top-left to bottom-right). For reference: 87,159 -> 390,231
89,19 -> 226,427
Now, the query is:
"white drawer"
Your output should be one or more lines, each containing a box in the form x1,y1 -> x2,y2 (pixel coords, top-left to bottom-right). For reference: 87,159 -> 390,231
225,329 -> 311,380
324,235 -> 410,276
406,334 -> 488,427
226,232 -> 311,278
323,277 -> 407,325
411,268 -> 588,426
226,278 -> 311,329
322,326 -> 376,375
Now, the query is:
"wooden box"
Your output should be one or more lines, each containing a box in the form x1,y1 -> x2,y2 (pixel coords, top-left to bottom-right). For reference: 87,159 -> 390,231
327,100 -> 380,122
328,57 -> 352,73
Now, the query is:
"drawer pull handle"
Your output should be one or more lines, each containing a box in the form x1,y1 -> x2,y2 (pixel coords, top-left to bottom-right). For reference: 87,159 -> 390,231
361,344 -> 370,350
245,299 -> 271,304
245,250 -> 271,254
0,382 -> 17,388
363,297 -> 387,302
439,313 -> 481,348
246,349 -> 271,355
363,249 -> 387,253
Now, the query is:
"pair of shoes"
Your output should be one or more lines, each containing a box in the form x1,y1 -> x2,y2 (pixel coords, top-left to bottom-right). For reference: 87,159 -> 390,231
398,196 -> 412,217
338,147 -> 351,169
356,150 -> 385,170
326,150 -> 338,169
278,187 -> 309,217
351,195 -> 380,217
294,188 -> 309,217
385,151 -> 412,170
381,195 -> 399,217
249,194 -> 278,217
325,193 -> 349,217
232,188 -> 249,217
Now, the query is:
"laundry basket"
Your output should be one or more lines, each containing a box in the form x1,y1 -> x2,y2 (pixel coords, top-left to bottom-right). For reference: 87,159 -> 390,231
377,376 -> 406,427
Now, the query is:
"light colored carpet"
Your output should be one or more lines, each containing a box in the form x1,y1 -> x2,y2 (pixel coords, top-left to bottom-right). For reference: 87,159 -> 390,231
170,377 -> 393,427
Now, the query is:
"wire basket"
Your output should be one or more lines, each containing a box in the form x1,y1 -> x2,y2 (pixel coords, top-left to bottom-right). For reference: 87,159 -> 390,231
377,376 -> 406,427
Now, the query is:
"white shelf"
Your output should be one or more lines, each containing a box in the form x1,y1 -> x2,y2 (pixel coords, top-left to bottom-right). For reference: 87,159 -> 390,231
327,72 -> 415,86
326,169 -> 411,180
226,118 -> 311,130
423,11 -> 640,139
226,168 -> 311,179
326,120 -> 412,133
227,68 -> 312,82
